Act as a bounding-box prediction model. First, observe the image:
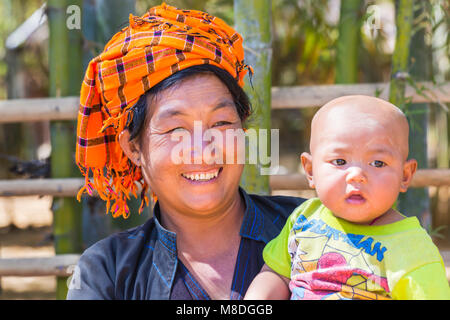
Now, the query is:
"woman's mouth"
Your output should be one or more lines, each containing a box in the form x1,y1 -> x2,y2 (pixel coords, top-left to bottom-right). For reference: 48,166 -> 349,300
181,167 -> 222,182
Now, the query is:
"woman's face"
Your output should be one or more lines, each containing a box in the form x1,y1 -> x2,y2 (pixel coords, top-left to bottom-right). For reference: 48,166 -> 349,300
134,73 -> 245,217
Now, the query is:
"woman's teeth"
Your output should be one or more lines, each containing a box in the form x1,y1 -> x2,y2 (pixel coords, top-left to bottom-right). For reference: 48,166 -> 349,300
182,170 -> 219,181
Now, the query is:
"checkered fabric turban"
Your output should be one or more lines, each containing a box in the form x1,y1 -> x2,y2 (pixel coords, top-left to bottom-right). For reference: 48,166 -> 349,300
76,2 -> 251,218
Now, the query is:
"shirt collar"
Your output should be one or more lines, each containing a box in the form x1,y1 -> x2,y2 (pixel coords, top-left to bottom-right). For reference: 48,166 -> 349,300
238,187 -> 281,243
153,202 -> 177,256
151,186 -> 280,253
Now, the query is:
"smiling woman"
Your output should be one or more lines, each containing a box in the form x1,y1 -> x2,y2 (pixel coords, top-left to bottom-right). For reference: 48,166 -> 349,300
67,3 -> 306,300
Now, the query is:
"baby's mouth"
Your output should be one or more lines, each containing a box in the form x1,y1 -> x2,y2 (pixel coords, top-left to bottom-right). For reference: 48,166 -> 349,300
345,192 -> 366,204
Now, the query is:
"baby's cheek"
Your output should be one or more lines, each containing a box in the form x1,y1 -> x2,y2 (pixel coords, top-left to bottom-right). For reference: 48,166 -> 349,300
372,172 -> 402,198
373,183 -> 400,211
314,176 -> 344,208
316,170 -> 345,191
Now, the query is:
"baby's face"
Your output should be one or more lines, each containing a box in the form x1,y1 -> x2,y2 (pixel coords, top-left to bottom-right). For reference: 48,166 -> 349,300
302,96 -> 416,224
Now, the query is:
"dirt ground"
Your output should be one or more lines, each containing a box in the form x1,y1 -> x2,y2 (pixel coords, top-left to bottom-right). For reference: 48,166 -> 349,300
0,193 -> 448,300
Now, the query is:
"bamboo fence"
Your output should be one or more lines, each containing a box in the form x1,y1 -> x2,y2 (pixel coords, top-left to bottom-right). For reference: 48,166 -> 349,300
1,82 -> 449,123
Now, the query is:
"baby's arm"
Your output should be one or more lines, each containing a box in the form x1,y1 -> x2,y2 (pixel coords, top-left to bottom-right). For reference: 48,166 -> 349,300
244,264 -> 291,300
391,262 -> 450,300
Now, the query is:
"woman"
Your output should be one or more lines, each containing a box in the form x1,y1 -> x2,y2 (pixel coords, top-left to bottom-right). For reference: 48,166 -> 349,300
67,3 -> 305,300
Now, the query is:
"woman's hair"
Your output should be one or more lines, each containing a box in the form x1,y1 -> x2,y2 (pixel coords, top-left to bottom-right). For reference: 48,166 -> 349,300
126,64 -> 252,141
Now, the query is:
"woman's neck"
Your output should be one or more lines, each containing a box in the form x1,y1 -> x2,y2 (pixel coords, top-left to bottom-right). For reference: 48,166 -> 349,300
158,189 -> 245,257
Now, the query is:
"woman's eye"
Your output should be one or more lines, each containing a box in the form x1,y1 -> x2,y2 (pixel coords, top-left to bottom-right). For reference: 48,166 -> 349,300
213,121 -> 232,127
331,159 -> 346,166
371,160 -> 386,168
168,127 -> 185,133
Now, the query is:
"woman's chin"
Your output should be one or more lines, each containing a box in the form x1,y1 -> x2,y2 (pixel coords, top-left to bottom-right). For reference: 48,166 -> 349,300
179,191 -> 229,215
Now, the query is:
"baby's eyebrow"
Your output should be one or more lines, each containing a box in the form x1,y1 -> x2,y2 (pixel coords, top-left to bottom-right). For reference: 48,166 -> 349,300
325,146 -> 351,153
365,149 -> 397,159
324,146 -> 395,157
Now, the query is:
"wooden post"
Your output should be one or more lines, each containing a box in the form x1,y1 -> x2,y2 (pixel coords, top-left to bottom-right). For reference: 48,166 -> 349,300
234,0 -> 272,195
388,0 -> 413,219
0,0 -> 25,180
335,0 -> 363,84
79,0 -> 149,246
79,0 -> 112,249
97,0 -> 150,231
48,0 -> 83,299
430,0 -> 449,240
397,1 -> 431,228
389,0 -> 414,109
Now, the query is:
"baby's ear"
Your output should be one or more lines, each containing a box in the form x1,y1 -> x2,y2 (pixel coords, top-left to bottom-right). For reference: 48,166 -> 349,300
400,159 -> 417,192
300,152 -> 315,189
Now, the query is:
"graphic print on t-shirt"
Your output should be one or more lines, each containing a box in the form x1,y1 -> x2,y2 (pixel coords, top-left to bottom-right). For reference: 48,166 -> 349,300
288,214 -> 391,300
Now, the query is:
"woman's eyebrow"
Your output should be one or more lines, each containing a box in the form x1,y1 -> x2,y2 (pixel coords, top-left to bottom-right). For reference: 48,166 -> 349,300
156,98 -> 235,121
156,108 -> 189,121
212,99 -> 236,112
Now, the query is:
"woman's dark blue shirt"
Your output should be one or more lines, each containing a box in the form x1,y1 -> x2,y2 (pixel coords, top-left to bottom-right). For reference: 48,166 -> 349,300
66,188 -> 305,300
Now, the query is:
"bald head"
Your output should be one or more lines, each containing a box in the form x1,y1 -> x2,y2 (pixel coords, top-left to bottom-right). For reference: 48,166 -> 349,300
310,95 -> 410,160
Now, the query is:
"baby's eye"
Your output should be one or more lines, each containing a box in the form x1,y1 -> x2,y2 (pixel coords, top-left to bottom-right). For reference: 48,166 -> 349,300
370,160 -> 386,168
331,159 -> 346,166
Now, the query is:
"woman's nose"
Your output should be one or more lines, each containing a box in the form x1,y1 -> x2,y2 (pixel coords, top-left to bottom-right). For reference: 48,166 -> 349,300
190,124 -> 223,165
190,131 -> 207,164
345,166 -> 367,184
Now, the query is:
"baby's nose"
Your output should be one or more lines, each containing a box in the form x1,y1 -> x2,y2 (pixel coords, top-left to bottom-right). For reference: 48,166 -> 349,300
346,166 -> 367,184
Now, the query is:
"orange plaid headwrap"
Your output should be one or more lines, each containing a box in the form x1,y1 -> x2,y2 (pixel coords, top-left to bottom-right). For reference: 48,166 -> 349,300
76,3 -> 252,218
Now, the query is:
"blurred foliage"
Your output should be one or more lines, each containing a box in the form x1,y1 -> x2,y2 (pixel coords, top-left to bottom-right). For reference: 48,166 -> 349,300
422,0 -> 450,81
0,0 -> 48,180
136,0 -> 234,24
0,0 -> 47,100
3,0 -> 447,99
272,0 -> 337,86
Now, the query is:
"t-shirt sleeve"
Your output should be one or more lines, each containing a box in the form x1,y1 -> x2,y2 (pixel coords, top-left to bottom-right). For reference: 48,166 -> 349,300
391,262 -> 450,300
66,241 -> 115,300
263,212 -> 295,279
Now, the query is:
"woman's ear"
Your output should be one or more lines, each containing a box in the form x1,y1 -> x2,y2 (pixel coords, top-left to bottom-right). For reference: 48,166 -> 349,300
300,152 -> 315,189
118,130 -> 141,166
399,158 -> 417,192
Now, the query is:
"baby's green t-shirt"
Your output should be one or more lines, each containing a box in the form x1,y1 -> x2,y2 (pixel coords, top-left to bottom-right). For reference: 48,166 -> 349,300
264,198 -> 450,300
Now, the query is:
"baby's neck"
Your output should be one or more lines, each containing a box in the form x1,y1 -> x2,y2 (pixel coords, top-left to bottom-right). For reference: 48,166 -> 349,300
365,208 -> 405,226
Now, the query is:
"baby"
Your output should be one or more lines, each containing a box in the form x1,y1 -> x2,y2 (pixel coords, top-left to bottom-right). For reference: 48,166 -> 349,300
245,95 -> 450,300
